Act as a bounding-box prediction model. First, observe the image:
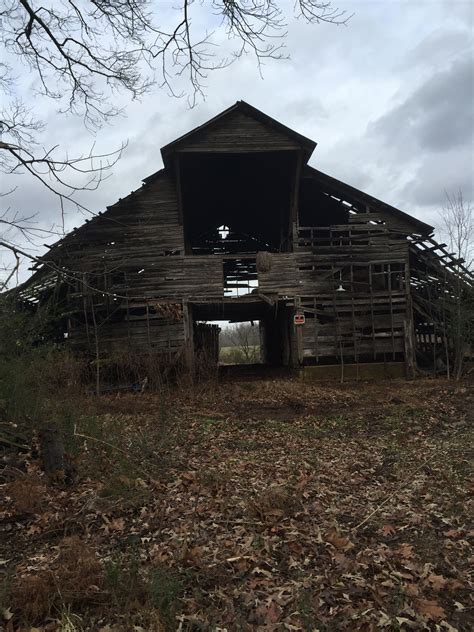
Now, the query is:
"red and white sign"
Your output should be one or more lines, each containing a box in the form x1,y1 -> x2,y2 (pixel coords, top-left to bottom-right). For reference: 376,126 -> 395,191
294,313 -> 305,326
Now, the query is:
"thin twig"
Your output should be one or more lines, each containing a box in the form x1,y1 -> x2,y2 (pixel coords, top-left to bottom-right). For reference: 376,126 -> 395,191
352,453 -> 437,532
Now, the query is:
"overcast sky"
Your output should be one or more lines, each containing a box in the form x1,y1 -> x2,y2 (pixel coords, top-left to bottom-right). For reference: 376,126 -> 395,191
1,0 -> 473,284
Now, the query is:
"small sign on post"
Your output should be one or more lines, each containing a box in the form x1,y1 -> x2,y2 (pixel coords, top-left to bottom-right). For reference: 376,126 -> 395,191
294,312 -> 305,326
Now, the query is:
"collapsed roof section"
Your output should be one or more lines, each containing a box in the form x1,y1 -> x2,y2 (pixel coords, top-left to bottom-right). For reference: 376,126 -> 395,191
302,167 -> 433,237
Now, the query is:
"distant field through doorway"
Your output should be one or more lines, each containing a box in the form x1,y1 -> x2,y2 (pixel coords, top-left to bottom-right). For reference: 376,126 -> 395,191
211,320 -> 262,365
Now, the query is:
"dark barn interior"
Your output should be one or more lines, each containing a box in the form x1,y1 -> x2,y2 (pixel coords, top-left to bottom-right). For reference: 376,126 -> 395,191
180,151 -> 296,255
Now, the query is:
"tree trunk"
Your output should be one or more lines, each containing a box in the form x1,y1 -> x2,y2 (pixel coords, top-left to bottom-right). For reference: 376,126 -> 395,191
40,425 -> 66,483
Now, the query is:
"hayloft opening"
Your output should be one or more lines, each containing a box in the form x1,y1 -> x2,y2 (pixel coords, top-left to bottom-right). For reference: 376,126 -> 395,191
179,152 -> 297,254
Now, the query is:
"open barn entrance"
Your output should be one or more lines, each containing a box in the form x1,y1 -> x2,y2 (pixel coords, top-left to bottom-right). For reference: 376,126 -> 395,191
191,300 -> 295,373
194,320 -> 263,366
179,151 -> 297,255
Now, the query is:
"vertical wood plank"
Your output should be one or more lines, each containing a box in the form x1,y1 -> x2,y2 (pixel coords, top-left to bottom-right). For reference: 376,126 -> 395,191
294,297 -> 304,368
182,299 -> 195,378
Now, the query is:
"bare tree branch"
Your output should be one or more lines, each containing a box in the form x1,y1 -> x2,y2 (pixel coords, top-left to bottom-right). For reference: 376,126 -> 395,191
2,0 -> 349,126
1,0 -> 349,288
436,191 -> 474,379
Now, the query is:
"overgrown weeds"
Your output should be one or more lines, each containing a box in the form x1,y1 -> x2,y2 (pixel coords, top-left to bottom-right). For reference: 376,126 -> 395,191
104,552 -> 182,629
1,323 -> 472,632
10,541 -> 181,629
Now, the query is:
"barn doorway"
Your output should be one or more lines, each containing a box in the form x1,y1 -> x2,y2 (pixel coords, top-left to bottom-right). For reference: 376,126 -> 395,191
194,320 -> 263,367
191,300 -> 295,373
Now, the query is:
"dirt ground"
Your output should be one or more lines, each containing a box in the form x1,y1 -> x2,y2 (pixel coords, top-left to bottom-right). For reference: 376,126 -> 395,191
1,376 -> 473,631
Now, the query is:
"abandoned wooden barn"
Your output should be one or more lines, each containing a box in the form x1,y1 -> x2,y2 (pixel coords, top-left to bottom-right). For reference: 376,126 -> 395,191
14,101 -> 473,377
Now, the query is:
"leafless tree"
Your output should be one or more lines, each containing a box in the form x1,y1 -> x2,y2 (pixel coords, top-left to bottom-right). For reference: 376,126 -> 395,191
2,1 -> 350,124
226,322 -> 260,363
0,125 -> 124,290
439,191 -> 473,271
1,0 -> 349,288
437,191 -> 473,379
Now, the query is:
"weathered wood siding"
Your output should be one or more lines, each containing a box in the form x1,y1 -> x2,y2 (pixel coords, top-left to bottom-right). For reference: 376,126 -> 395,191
46,171 -> 190,357
259,219 -> 410,361
69,312 -> 185,356
175,111 -> 301,153
47,171 -> 184,268
123,257 -> 224,300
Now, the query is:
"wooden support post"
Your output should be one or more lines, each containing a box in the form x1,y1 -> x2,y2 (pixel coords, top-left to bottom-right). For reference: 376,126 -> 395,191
288,151 -> 303,251
294,297 -> 304,368
369,264 -> 376,359
82,273 -> 91,348
350,264 -> 357,363
175,154 -> 183,226
388,263 -> 396,360
146,302 -> 152,348
126,297 -> 131,344
182,300 -> 195,379
90,298 -> 101,395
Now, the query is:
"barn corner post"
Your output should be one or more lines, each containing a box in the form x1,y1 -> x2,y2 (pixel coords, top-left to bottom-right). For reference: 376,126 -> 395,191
404,295 -> 416,379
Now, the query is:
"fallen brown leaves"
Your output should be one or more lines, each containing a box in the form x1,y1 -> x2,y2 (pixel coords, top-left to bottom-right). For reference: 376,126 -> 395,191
1,377 -> 473,630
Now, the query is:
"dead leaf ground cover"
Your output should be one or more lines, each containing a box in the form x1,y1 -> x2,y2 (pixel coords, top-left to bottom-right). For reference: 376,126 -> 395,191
1,377 -> 473,631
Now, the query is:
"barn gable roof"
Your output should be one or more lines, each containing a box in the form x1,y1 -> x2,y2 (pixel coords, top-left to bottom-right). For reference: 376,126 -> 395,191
159,100 -> 317,167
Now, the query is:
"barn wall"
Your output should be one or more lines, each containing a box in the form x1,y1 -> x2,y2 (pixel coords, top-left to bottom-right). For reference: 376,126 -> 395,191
39,156 -> 417,368
48,171 -> 184,267
48,172 -> 190,358
69,311 -> 185,357
259,217 -> 411,363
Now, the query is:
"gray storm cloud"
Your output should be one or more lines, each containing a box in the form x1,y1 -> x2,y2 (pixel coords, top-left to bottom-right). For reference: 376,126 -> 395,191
369,57 -> 473,153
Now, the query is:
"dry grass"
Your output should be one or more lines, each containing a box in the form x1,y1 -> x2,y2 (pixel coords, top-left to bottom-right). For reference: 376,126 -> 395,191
12,574 -> 54,622
249,484 -> 301,520
55,536 -> 104,596
12,537 -> 104,623
7,476 -> 45,514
